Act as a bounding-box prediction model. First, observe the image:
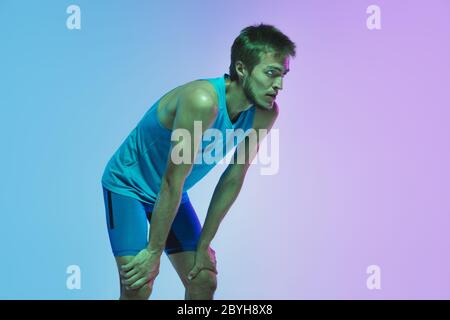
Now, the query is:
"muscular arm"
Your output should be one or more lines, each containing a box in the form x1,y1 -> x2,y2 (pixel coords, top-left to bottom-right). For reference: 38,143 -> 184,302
197,102 -> 279,250
147,87 -> 218,254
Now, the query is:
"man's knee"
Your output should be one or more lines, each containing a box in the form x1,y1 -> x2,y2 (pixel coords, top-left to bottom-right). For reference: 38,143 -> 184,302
187,270 -> 217,293
116,256 -> 154,300
120,282 -> 153,300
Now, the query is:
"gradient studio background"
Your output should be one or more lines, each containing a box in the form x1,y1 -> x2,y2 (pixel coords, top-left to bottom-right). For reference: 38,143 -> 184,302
1,0 -> 449,299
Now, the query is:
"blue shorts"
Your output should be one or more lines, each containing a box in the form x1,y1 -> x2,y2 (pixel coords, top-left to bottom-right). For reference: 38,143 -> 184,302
102,187 -> 202,256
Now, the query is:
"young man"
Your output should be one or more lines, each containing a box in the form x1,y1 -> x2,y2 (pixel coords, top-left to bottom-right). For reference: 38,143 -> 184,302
101,24 -> 296,300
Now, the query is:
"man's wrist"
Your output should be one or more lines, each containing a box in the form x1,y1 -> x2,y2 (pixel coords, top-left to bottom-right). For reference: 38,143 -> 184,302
147,246 -> 164,256
197,241 -> 210,251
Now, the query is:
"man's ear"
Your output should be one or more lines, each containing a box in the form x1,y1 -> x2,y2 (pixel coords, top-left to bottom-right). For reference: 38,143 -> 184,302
235,60 -> 248,82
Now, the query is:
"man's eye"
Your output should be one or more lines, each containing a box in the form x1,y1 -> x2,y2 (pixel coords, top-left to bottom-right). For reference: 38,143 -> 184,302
266,70 -> 277,77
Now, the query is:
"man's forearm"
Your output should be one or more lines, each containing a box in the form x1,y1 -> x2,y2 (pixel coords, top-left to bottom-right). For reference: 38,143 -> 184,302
147,178 -> 183,253
197,176 -> 244,250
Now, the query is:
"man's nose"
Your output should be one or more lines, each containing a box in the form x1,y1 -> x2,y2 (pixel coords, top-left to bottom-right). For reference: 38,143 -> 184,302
273,77 -> 283,91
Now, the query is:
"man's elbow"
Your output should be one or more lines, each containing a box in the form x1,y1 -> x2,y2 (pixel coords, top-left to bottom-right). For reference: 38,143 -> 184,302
222,165 -> 247,185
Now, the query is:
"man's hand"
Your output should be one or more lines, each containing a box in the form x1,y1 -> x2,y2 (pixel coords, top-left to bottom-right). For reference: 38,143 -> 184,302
187,246 -> 218,281
120,248 -> 161,290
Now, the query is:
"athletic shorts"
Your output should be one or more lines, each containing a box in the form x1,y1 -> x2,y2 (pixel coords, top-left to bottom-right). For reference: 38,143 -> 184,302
102,186 -> 202,256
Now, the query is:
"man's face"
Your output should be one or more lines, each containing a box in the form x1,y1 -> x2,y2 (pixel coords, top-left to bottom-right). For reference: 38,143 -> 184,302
242,51 -> 290,110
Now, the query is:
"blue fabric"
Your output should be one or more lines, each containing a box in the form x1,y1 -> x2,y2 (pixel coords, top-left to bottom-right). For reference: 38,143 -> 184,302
102,187 -> 201,256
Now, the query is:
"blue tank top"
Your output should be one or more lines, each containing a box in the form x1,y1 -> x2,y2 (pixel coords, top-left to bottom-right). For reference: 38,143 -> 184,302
101,74 -> 256,204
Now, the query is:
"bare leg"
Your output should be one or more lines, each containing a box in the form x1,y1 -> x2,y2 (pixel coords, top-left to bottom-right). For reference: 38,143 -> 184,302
115,256 -> 154,300
167,251 -> 217,300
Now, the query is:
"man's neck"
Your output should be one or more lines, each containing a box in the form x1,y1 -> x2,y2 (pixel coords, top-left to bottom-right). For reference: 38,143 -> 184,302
225,76 -> 253,122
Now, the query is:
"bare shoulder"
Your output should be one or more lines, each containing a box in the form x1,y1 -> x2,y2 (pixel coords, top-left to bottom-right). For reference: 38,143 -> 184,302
177,80 -> 219,114
253,101 -> 279,130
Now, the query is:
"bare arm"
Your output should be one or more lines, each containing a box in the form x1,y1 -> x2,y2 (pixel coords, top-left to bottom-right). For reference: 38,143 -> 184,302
121,86 -> 218,290
148,87 -> 218,254
197,102 -> 279,251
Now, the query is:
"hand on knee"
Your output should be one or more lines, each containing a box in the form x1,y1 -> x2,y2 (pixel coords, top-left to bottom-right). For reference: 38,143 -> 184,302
187,269 -> 217,294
